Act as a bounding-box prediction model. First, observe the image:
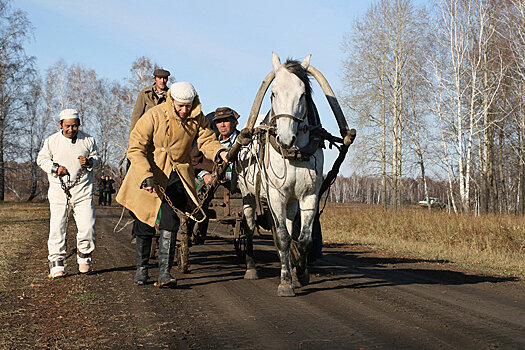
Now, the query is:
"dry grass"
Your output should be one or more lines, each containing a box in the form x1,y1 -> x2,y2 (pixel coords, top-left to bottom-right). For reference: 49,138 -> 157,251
0,201 -> 49,291
321,203 -> 525,280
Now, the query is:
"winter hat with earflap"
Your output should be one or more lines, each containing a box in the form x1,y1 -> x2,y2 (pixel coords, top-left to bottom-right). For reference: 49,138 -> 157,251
170,82 -> 197,103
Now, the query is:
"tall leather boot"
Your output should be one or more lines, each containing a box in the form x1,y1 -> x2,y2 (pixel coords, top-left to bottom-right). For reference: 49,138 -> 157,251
133,235 -> 152,285
155,229 -> 177,288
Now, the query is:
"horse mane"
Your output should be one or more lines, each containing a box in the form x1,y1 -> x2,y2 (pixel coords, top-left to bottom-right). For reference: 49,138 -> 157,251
283,59 -> 312,98
283,59 -> 320,126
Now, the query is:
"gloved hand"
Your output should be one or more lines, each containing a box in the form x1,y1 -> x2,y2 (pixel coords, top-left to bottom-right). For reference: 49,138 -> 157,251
141,177 -> 155,193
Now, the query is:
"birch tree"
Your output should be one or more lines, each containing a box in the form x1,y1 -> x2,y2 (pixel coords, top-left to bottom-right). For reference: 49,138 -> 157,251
22,74 -> 50,201
342,0 -> 429,210
0,0 -> 33,200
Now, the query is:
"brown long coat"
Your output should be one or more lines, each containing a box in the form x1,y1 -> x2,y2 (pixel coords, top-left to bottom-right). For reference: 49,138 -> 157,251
130,84 -> 168,134
116,92 -> 226,227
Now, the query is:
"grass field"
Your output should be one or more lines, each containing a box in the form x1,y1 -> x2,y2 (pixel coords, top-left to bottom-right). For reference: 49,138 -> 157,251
1,202 -> 524,284
0,202 -> 49,292
321,203 -> 525,280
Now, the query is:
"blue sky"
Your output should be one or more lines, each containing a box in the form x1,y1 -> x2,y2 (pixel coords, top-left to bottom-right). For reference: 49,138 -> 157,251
16,0 -> 379,173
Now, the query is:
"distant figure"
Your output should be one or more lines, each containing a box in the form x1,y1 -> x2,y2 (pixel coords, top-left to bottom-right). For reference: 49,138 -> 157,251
36,108 -> 100,278
103,175 -> 115,206
98,175 -> 107,205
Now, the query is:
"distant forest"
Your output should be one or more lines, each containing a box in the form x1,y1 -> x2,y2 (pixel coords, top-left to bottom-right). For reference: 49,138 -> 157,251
2,0 -> 525,216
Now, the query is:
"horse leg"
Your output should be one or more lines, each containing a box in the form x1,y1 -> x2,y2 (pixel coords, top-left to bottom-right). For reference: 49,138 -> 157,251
242,194 -> 258,280
294,195 -> 317,287
270,196 -> 295,297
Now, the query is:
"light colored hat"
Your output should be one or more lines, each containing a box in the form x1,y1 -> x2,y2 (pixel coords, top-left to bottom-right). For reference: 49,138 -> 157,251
170,82 -> 197,103
59,108 -> 79,121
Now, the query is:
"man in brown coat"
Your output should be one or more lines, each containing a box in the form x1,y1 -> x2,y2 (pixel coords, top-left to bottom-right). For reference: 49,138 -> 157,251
129,68 -> 170,243
130,68 -> 170,133
117,81 -> 228,288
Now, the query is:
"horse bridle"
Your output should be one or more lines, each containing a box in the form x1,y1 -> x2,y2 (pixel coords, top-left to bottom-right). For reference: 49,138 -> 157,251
269,108 -> 308,130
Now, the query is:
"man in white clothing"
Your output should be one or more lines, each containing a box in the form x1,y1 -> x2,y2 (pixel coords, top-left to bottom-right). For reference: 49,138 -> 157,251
37,109 -> 100,278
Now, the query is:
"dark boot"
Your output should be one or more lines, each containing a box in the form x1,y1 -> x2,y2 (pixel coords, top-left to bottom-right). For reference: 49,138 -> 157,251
155,229 -> 177,288
133,235 -> 152,285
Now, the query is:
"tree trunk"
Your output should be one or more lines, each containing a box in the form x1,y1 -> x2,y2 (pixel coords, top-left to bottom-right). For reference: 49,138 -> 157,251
27,161 -> 38,201
0,118 -> 4,201
518,93 -> 525,215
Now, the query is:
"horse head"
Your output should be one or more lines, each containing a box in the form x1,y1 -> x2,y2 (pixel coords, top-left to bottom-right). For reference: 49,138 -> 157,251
270,52 -> 312,150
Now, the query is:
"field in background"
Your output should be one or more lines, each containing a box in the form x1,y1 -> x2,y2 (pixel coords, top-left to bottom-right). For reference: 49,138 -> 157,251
0,202 -> 48,292
1,202 -> 524,284
321,203 -> 525,280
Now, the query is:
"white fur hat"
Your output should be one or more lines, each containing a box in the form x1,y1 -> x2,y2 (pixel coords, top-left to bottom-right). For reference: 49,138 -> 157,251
59,108 -> 79,121
170,82 -> 197,103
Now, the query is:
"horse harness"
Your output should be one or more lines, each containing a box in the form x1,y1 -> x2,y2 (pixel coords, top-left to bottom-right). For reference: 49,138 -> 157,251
256,105 -> 324,162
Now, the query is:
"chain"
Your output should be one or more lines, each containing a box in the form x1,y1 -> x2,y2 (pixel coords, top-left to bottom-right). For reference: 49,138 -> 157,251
58,165 -> 87,261
155,183 -> 207,223
59,166 -> 87,199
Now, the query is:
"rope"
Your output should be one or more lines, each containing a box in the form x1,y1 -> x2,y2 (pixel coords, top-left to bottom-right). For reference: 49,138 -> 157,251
112,206 -> 128,233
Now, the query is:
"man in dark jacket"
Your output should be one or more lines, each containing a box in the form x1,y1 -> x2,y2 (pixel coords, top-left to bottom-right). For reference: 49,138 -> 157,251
103,175 -> 115,206
190,107 -> 240,244
98,175 -> 107,205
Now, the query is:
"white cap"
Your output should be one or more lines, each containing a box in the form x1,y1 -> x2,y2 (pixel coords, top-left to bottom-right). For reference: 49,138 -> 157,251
59,108 -> 79,121
170,82 -> 197,103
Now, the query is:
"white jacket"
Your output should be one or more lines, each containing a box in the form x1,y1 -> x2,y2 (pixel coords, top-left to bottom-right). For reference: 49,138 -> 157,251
37,130 -> 100,204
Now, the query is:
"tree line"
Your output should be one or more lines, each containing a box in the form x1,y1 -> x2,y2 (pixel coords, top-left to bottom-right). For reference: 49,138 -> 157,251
0,1 -> 172,201
341,0 -> 525,214
2,0 -> 525,216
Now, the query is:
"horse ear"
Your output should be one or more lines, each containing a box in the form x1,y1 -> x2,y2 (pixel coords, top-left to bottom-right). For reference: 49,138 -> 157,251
301,54 -> 311,69
272,52 -> 281,71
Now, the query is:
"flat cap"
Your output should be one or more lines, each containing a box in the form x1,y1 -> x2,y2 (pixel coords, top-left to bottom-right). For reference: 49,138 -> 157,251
213,107 -> 239,122
153,68 -> 170,78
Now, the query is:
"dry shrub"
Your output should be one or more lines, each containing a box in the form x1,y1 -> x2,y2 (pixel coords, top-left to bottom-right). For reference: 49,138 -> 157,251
321,203 -> 525,279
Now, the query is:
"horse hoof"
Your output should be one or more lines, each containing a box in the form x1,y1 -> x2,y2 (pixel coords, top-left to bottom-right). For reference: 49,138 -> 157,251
244,269 -> 259,280
292,267 -> 310,287
297,268 -> 310,287
277,283 -> 295,297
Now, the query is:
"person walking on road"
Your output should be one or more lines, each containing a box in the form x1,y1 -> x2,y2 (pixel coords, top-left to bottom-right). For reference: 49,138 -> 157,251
98,175 -> 106,205
117,82 -> 228,288
129,68 -> 171,244
103,175 -> 115,206
37,108 -> 100,278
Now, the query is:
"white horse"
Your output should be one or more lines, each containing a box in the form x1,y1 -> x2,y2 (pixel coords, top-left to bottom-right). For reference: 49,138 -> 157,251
238,53 -> 324,297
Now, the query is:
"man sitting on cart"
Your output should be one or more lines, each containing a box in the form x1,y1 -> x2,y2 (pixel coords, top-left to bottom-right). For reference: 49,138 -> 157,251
190,107 -> 240,244
194,107 -> 239,187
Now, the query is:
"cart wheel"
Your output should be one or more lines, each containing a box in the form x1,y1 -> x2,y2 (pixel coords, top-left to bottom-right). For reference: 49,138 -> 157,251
234,236 -> 246,261
233,218 -> 247,261
176,233 -> 190,273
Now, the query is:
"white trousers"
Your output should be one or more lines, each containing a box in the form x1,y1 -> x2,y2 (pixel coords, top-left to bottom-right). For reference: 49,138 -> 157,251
48,198 -> 97,264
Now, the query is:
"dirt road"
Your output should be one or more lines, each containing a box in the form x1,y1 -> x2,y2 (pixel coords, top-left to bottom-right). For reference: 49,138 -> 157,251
3,207 -> 525,349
